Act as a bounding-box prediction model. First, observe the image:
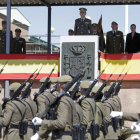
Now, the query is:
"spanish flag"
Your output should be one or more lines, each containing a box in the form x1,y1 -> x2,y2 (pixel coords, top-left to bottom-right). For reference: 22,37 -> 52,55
0,54 -> 60,79
100,52 -> 140,80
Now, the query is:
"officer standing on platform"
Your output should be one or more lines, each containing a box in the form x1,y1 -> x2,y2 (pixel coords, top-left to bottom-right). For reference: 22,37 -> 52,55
92,23 -> 104,52
11,28 -> 26,54
74,8 -> 93,35
106,21 -> 124,54
0,21 -> 13,54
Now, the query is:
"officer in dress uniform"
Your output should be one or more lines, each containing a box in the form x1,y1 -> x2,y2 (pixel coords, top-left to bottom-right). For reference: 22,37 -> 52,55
106,21 -> 124,54
0,21 -> 13,54
74,8 -> 93,35
11,28 -> 26,54
31,75 -> 78,140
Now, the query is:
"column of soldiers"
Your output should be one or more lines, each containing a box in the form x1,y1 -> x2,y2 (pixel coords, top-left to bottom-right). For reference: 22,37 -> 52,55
0,21 -> 26,54
0,68 -> 139,140
70,8 -> 140,54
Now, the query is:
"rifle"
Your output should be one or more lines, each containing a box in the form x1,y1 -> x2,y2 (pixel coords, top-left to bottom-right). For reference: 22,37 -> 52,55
0,60 -> 8,74
77,63 -> 110,103
114,72 -> 127,95
101,67 -> 125,102
33,63 -> 57,100
70,78 -> 81,99
37,65 -> 88,119
20,66 -> 43,100
50,83 -> 57,93
93,73 -> 113,101
2,69 -> 38,109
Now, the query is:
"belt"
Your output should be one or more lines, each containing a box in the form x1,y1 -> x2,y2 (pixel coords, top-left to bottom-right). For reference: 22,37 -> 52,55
9,124 -> 19,129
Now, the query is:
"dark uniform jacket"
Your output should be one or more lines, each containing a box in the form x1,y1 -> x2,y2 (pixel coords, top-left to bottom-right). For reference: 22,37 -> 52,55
106,30 -> 124,54
12,37 -> 26,54
125,32 -> 140,53
74,18 -> 93,35
0,30 -> 13,54
93,32 -> 104,52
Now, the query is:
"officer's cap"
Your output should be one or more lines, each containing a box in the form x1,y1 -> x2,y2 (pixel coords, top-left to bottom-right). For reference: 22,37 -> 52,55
92,86 -> 103,94
22,82 -> 30,92
79,8 -> 87,13
112,21 -> 117,25
9,82 -> 21,92
57,75 -> 72,83
15,28 -> 21,33
69,29 -> 74,33
80,80 -> 91,89
40,77 -> 58,83
2,21 -> 6,25
0,84 -> 2,91
103,86 -> 111,92
92,23 -> 98,27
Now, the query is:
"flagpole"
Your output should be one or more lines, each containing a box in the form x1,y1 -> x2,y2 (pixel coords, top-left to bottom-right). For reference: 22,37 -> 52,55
125,5 -> 128,39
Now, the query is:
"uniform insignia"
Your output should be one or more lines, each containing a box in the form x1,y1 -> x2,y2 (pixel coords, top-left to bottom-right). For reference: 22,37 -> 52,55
85,22 -> 89,25
116,35 -> 120,36
61,97 -> 65,99
19,41 -> 23,43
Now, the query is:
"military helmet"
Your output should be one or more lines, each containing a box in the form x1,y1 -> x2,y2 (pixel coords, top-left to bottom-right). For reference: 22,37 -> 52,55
9,82 -> 21,92
57,75 -> 72,83
0,84 -> 2,92
80,80 -> 91,89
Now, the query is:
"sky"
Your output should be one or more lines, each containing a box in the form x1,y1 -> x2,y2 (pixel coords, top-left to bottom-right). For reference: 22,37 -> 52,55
2,5 -> 140,45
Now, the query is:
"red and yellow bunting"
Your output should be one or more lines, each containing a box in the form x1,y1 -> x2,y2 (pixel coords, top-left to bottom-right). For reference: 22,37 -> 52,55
100,52 -> 140,80
0,54 -> 60,79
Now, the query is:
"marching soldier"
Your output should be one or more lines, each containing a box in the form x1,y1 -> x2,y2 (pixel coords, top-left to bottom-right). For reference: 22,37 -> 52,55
0,21 -> 13,54
31,75 -> 78,140
92,23 -> 104,52
74,8 -> 93,35
36,77 -> 58,117
106,21 -> 124,54
102,85 -> 118,140
11,28 -> 26,54
21,82 -> 37,140
0,82 -> 26,140
91,86 -> 106,140
80,80 -> 96,140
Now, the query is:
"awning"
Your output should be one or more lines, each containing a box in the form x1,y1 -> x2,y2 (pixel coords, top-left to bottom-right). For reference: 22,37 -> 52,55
0,0 -> 140,6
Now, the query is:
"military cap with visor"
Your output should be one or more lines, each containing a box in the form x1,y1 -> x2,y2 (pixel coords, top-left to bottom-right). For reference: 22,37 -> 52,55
15,28 -> 21,33
2,21 -> 6,25
79,8 -> 87,13
92,23 -> 98,27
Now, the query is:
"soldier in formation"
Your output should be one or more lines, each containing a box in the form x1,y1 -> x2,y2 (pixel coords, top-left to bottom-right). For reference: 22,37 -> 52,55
0,68 -> 139,140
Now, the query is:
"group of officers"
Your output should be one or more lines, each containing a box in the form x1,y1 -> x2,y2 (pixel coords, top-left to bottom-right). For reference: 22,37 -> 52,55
0,20 -> 26,54
0,72 -> 140,140
69,8 -> 140,54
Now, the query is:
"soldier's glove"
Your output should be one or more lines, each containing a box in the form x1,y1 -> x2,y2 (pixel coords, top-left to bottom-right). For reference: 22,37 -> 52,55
32,117 -> 42,125
31,133 -> 39,140
131,135 -> 140,140
110,111 -> 123,119
131,123 -> 140,133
